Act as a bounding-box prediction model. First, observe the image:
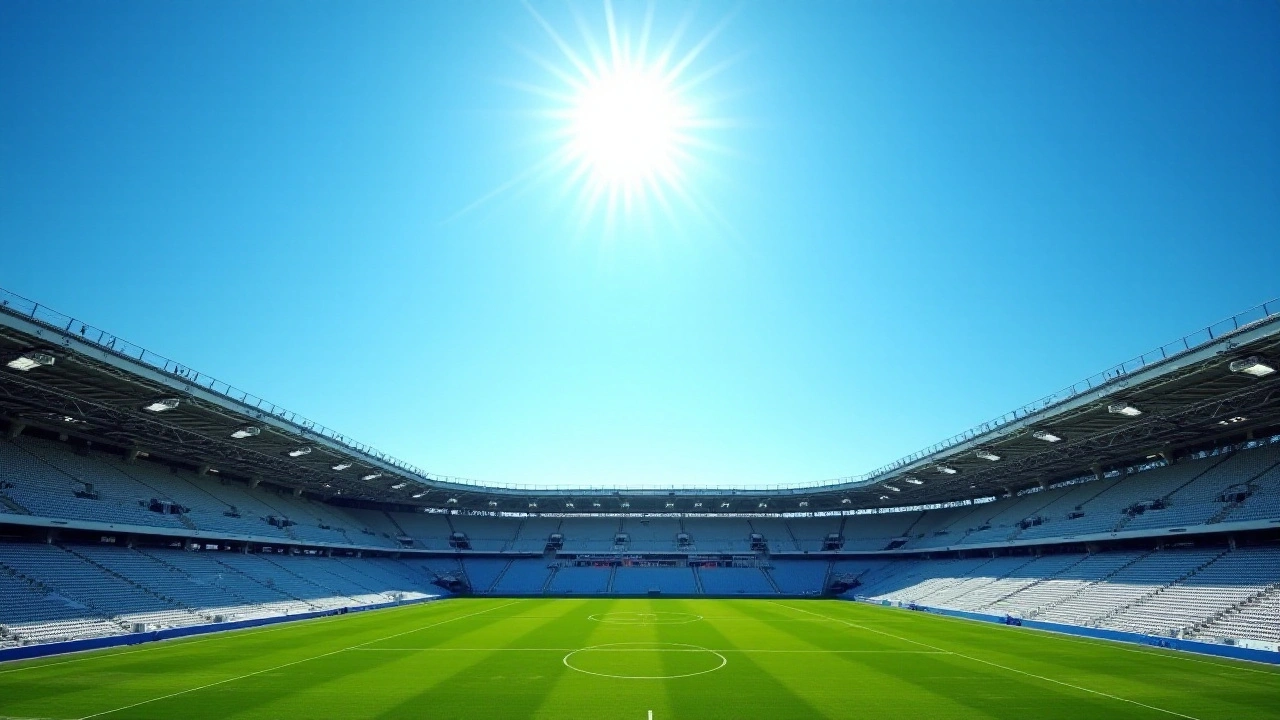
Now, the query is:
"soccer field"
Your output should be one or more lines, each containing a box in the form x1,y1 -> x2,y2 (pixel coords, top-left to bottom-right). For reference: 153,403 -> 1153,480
0,598 -> 1276,720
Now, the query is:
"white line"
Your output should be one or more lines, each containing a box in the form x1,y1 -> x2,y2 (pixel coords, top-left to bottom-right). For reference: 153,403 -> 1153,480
0,600 -> 445,676
75,601 -> 521,720
648,711 -> 653,720
769,602 -> 1204,720
343,645 -> 949,653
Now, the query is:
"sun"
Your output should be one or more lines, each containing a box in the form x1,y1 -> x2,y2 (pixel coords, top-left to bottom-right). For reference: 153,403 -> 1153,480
569,65 -> 684,185
448,1 -> 736,231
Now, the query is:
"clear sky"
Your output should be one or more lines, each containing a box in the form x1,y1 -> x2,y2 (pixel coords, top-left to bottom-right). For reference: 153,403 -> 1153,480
1,1 -> 1278,489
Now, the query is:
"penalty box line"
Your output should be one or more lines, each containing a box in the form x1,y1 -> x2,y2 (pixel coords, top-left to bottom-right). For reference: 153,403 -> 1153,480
768,602 -> 1204,720
74,600 -> 523,720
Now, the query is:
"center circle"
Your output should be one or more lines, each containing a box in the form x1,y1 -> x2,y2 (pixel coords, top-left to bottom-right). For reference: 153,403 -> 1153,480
588,612 -> 703,625
562,642 -> 727,680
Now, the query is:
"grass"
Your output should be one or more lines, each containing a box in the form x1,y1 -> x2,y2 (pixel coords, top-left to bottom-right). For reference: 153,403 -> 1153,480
0,597 -> 1276,719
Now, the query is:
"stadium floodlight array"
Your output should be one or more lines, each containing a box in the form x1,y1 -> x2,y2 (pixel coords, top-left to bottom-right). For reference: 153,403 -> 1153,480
1108,403 -> 1143,417
975,450 -> 1002,461
361,472 -> 382,481
331,461 -> 352,470
1032,430 -> 1063,442
230,425 -> 260,439
883,485 -> 901,492
904,477 -> 924,485
935,464 -> 958,474
390,482 -> 408,490
142,398 -> 180,412
412,492 -> 427,498
6,350 -> 55,371
1230,356 -> 1276,377
287,446 -> 312,457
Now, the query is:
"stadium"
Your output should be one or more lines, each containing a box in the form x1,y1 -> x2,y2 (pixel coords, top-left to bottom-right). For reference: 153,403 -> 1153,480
4,2 -> 1280,720
2,289 -> 1279,719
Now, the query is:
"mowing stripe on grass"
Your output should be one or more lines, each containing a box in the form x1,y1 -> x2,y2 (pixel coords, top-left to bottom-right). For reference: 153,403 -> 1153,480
75,600 -> 521,720
770,602 -> 1205,720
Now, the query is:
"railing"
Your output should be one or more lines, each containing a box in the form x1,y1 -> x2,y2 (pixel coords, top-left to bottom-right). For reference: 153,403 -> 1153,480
1,285 -> 1277,493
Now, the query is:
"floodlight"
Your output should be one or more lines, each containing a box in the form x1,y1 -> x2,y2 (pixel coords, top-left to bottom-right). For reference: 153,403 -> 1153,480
758,502 -> 768,508
565,502 -> 575,508
287,446 -> 312,458
1230,356 -> 1276,378
665,502 -> 675,508
361,472 -> 382,481
879,495 -> 890,501
390,482 -> 407,490
332,462 -> 352,471
1032,430 -> 1062,443
592,502 -> 602,508
143,398 -> 179,413
936,465 -> 958,474
798,501 -> 809,507
230,426 -> 260,439
488,501 -> 499,507
693,502 -> 703,508
412,492 -> 427,499
841,498 -> 851,504
975,450 -> 1001,462
620,502 -> 630,508
720,502 -> 731,508
904,477 -> 924,485
447,497 -> 458,504
1217,416 -> 1248,426
1108,403 -> 1142,417
528,502 -> 537,508
6,351 -> 54,372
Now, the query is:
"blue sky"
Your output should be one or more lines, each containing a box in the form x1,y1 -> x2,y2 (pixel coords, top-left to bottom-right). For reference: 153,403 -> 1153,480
1,1 -> 1277,489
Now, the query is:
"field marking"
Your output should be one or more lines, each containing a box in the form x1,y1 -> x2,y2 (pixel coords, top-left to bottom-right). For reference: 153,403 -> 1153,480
0,599 -> 447,676
770,602 -> 1204,720
348,647 -> 946,654
562,643 -> 727,680
75,601 -> 521,720
888,606 -> 1280,677
589,612 -> 703,625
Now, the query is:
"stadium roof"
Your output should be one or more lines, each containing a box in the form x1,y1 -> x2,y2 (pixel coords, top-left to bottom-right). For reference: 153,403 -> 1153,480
2,285 -> 1279,515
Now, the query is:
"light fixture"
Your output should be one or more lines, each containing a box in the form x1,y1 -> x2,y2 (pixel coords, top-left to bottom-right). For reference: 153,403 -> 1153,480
841,498 -> 851,504
936,465 -> 958,475
665,502 -> 675,508
720,501 -> 730,508
879,495 -> 890,501
592,501 -> 602,508
412,492 -> 427,499
143,398 -> 179,413
1217,416 -> 1248,426
693,502 -> 703,508
1108,403 -> 1142,417
390,482 -> 408,490
1032,430 -> 1063,443
6,351 -> 54,372
528,502 -> 538,508
287,446 -> 312,458
488,500 -> 499,507
446,497 -> 458,504
230,426 -> 260,439
1230,356 -> 1276,378
332,462 -> 352,471
798,501 -> 809,507
904,477 -> 924,485
565,502 -> 575,508
758,502 -> 768,508
883,485 -> 901,492
361,472 -> 382,481
975,450 -> 1002,462
620,501 -> 630,508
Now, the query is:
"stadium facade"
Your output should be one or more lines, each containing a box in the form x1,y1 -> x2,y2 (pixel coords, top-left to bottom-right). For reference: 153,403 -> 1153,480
1,286 -> 1279,657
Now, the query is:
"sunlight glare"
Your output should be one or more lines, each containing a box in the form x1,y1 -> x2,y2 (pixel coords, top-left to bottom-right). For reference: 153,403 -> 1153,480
571,67 -> 682,184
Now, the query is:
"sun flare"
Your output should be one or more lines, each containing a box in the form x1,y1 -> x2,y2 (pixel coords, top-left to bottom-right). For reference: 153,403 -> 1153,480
569,66 -> 684,185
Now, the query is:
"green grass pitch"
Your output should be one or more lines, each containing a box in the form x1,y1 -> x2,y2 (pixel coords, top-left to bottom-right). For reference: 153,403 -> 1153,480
1,598 -> 1276,719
